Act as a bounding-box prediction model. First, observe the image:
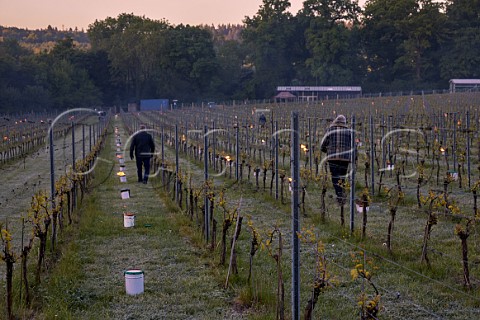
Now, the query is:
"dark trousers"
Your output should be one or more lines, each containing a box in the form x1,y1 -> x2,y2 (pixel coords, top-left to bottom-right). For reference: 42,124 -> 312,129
328,160 -> 349,200
136,156 -> 151,182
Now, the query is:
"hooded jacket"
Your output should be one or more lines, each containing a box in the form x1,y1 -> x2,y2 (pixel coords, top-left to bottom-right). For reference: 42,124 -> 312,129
320,115 -> 352,162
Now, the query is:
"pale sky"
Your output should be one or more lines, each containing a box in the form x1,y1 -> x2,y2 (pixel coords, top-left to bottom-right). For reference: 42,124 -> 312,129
1,0 -> 366,31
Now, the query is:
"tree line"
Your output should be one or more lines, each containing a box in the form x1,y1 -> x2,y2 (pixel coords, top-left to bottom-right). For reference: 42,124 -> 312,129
0,0 -> 479,113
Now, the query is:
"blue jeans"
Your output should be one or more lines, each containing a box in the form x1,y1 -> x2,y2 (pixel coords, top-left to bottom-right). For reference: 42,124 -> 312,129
328,160 -> 349,201
136,156 -> 151,183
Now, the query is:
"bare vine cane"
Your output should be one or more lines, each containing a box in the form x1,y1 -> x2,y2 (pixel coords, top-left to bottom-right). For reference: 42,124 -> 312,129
225,196 -> 243,288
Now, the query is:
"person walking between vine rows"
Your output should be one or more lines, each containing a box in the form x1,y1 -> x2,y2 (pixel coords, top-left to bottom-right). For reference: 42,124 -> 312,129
130,124 -> 155,184
320,115 -> 352,205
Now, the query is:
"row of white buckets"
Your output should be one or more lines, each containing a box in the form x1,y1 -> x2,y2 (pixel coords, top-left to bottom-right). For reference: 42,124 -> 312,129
116,130 -> 135,229
116,127 -> 144,295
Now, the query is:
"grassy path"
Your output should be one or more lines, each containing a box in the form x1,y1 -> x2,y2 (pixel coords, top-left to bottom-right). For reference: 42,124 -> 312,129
41,118 -> 244,319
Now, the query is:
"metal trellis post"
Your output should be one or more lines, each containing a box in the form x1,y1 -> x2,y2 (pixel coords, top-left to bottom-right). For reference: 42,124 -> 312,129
370,115 -> 375,196
291,112 -> 300,320
204,125 -> 209,242
350,114 -> 356,233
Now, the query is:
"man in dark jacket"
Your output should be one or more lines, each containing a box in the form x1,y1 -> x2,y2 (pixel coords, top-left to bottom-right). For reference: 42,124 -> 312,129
320,115 -> 352,205
259,113 -> 267,127
130,124 -> 155,184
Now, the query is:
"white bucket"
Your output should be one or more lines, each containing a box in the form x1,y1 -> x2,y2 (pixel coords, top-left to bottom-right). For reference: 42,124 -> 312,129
448,171 -> 458,181
121,189 -> 130,199
119,158 -> 125,164
120,176 -> 127,183
124,213 -> 135,227
356,203 -> 370,213
125,269 -> 144,295
119,165 -> 125,172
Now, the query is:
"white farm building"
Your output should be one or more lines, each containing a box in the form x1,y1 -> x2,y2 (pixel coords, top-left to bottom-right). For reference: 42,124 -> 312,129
449,79 -> 480,93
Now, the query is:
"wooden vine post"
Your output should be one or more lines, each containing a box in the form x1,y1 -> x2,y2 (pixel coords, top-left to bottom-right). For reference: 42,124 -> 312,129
225,207 -> 243,288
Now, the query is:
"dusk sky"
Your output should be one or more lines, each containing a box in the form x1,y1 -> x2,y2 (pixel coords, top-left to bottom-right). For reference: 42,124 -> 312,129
1,0 -> 366,30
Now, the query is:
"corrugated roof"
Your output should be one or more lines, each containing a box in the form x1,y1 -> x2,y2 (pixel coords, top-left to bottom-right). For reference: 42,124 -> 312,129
449,79 -> 480,84
274,91 -> 296,98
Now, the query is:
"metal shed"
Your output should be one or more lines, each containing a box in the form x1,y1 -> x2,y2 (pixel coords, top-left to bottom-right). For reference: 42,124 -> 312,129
140,99 -> 169,111
449,79 -> 480,93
